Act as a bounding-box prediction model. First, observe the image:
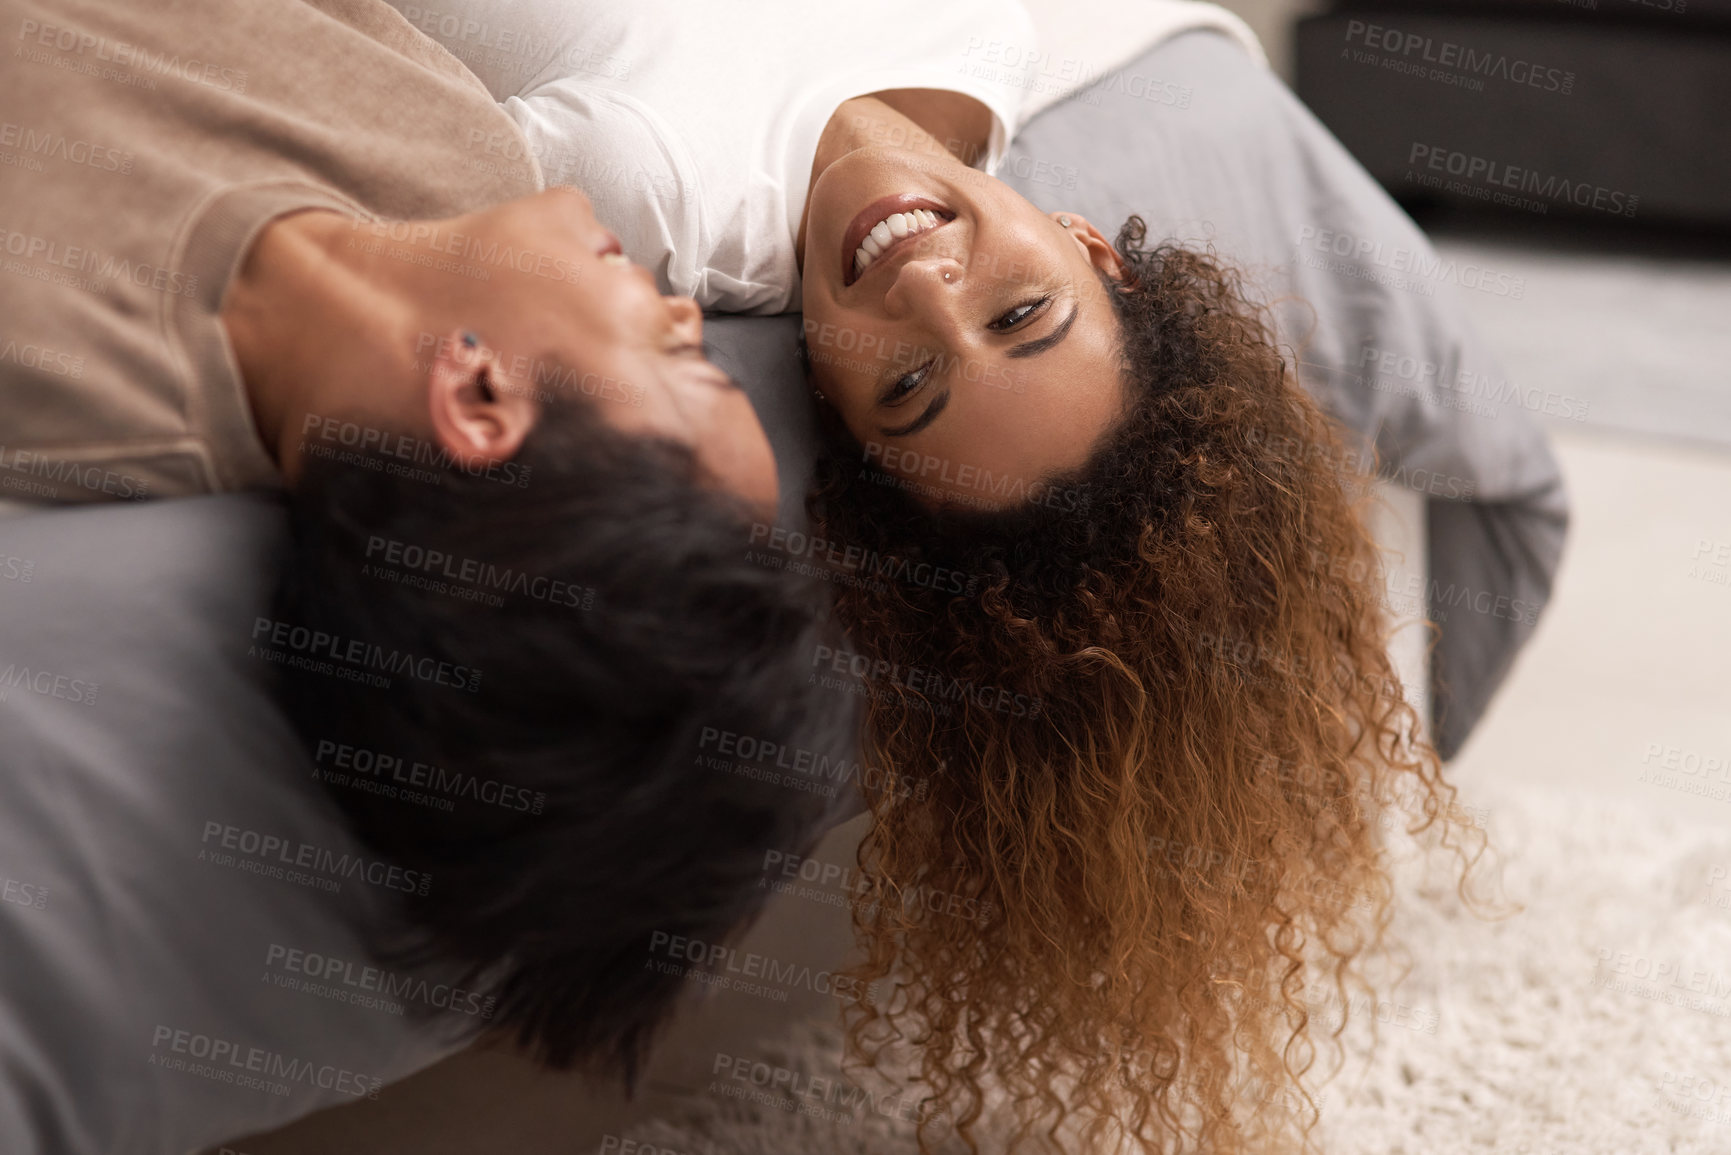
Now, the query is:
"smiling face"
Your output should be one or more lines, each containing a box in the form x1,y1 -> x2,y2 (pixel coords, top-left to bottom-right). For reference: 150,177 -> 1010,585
801,148 -> 1128,508
446,188 -> 780,509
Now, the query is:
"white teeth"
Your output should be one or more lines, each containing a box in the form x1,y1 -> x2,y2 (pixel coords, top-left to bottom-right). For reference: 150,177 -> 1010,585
601,252 -> 630,266
851,207 -> 946,278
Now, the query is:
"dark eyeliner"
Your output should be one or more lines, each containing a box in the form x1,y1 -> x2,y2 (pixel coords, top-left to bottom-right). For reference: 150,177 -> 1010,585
988,293 -> 1054,332
879,361 -> 931,406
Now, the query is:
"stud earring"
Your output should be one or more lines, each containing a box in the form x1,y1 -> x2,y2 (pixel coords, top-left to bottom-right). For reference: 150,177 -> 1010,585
1058,215 -> 1072,227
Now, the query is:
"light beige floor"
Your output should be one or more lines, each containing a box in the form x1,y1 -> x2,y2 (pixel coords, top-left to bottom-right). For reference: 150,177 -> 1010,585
1448,429 -> 1731,825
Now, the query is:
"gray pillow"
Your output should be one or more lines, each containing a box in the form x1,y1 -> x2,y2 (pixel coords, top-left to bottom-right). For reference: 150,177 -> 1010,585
0,495 -> 466,1155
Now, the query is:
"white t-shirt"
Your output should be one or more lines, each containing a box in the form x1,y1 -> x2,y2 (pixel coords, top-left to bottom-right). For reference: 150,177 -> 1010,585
391,0 -> 1039,313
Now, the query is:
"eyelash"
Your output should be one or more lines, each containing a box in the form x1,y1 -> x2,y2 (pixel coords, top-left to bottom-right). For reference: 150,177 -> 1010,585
883,294 -> 1054,403
988,293 -> 1054,332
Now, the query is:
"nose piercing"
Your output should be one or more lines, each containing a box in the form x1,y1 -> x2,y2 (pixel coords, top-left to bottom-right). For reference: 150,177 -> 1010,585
943,270 -> 953,282
1059,215 -> 1072,227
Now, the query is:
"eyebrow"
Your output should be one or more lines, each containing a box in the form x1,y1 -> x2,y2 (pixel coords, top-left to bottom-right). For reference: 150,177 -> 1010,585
881,388 -> 950,438
1005,300 -> 1079,359
876,300 -> 1079,438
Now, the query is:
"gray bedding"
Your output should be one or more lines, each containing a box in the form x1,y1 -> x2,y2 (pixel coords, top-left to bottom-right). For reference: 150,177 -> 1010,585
0,27 -> 1565,1154
0,496 -> 470,1155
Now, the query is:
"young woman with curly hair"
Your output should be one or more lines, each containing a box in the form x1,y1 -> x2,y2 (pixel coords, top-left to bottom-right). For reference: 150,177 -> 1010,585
806,213 -> 1486,1154
393,1 -> 1494,1149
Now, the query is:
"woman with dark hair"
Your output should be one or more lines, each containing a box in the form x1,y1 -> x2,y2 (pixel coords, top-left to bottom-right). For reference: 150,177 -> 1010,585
397,2 -> 1494,1151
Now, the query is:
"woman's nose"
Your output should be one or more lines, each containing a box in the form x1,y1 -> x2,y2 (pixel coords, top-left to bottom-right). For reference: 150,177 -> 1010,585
883,257 -> 963,320
665,294 -> 704,342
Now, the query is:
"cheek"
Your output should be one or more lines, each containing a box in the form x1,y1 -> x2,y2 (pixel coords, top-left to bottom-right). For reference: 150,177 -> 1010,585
803,312 -> 884,406
705,402 -> 779,509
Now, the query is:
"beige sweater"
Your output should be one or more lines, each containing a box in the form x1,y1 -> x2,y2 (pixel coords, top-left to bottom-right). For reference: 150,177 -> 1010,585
0,0 -> 541,505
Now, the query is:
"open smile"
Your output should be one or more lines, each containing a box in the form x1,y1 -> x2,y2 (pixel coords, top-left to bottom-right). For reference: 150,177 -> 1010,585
840,194 -> 954,287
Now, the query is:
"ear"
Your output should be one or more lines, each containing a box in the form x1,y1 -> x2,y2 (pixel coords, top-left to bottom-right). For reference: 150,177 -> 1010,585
1050,212 -> 1127,283
424,329 -> 537,467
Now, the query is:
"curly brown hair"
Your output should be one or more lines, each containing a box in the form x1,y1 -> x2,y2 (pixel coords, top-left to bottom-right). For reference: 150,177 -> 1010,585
806,219 -> 1490,1154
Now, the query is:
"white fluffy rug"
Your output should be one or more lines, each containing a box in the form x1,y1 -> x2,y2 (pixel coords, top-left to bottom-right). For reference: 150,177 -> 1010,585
626,781 -> 1731,1154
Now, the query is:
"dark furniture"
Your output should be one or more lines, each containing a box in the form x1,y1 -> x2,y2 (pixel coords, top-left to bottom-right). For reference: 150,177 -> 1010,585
1295,0 -> 1731,227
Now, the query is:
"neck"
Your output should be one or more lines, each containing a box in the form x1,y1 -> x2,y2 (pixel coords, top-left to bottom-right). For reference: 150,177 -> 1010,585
795,91 -> 993,269
222,210 -> 416,479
